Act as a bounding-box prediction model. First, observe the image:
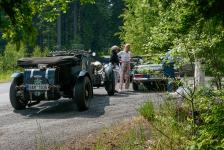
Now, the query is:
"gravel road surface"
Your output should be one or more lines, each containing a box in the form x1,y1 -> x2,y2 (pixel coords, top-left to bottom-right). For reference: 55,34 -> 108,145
0,83 -> 164,150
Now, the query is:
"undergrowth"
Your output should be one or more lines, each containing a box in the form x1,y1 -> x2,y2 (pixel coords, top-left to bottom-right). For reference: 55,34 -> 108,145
139,88 -> 224,150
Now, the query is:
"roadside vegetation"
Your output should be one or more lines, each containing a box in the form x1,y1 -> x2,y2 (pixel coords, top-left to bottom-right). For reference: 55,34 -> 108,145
57,117 -> 151,150
118,1 -> 224,148
138,87 -> 224,150
0,43 -> 50,82
66,88 -> 223,150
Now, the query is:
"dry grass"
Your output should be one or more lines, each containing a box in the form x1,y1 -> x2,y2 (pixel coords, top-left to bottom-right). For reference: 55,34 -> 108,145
59,117 -> 151,150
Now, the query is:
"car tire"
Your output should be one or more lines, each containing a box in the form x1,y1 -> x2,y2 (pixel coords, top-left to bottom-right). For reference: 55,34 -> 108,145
132,82 -> 139,91
105,76 -> 115,96
105,80 -> 115,96
107,83 -> 115,96
74,76 -> 93,111
10,77 -> 27,110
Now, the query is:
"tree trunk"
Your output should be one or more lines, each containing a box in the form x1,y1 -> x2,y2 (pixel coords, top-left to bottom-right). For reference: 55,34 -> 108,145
57,13 -> 62,49
73,2 -> 78,41
194,61 -> 205,88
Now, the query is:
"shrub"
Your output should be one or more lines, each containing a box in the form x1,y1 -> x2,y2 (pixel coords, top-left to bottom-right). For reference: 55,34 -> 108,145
43,47 -> 49,56
189,89 -> 224,149
33,46 -> 42,57
2,42 -> 26,71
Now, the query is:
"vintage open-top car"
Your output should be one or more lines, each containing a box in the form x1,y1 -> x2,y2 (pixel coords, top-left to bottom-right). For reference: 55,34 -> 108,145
10,50 -> 115,111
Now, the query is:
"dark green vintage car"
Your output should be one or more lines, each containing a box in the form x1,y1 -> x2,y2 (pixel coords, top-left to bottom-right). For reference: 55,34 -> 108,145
10,50 -> 115,111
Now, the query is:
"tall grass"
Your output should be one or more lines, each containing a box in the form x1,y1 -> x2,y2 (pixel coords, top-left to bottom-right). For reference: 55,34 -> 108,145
138,98 -> 189,150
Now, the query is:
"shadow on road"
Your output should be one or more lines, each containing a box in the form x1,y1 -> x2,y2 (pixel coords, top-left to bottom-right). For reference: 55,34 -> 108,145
13,92 -> 110,119
12,86 -> 163,119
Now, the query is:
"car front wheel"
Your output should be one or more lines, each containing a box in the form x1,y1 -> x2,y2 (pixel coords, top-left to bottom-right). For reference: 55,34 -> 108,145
10,77 -> 27,110
73,76 -> 93,111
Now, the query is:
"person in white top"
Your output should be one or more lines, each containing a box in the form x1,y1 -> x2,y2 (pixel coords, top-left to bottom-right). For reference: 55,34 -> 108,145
117,44 -> 132,91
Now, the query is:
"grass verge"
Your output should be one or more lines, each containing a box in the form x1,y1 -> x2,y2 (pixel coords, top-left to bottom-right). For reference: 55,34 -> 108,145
60,117 -> 151,150
0,71 -> 12,83
138,99 -> 188,150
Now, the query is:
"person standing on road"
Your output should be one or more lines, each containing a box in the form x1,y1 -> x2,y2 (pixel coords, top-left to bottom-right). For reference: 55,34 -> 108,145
117,44 -> 132,91
110,45 -> 120,92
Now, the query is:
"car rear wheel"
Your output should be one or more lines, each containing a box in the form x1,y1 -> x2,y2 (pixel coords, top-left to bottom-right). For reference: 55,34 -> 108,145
73,76 -> 93,111
10,77 -> 27,110
132,82 -> 139,91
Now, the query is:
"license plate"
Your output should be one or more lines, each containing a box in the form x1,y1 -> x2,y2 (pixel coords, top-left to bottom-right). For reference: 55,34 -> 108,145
27,84 -> 49,91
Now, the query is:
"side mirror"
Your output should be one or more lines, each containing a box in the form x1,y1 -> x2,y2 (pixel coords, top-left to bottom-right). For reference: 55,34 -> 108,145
92,52 -> 96,57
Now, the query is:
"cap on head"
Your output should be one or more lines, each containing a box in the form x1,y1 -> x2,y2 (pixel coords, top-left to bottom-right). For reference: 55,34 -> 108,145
111,45 -> 120,53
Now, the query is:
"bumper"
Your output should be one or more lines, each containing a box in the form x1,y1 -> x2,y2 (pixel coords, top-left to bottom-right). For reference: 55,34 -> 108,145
133,77 -> 167,83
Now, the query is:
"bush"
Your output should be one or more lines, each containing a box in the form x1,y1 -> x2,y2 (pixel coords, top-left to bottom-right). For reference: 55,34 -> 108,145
189,89 -> 224,150
0,55 -> 3,71
43,47 -> 49,56
33,46 -> 50,57
2,42 -> 26,71
139,88 -> 224,150
33,46 -> 42,57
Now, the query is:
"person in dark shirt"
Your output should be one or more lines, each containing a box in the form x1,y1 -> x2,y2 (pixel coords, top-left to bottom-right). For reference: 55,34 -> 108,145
110,45 -> 120,92
110,45 -> 120,66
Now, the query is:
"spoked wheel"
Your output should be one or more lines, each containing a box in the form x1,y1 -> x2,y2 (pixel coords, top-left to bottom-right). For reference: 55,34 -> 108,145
74,76 -> 93,111
10,77 -> 27,110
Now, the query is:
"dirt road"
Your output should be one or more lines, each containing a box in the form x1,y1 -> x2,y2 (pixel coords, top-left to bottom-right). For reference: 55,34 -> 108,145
0,83 -> 163,150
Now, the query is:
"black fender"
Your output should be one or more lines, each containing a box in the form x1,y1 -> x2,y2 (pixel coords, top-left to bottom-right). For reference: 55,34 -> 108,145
104,64 -> 115,82
11,72 -> 24,79
78,70 -> 92,81
77,70 -> 93,96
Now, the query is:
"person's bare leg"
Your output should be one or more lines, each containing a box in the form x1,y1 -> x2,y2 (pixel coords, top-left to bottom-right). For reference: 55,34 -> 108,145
119,64 -> 124,90
125,64 -> 130,89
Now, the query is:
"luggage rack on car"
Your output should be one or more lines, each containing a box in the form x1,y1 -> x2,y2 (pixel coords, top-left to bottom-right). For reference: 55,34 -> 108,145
49,49 -> 92,57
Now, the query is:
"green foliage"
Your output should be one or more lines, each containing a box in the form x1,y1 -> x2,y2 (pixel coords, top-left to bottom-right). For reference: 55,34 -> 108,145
43,47 -> 49,56
188,89 -> 224,149
120,0 -> 224,76
33,46 -> 42,57
2,42 -> 26,71
0,0 -> 95,44
0,70 -> 12,82
32,46 -> 50,57
139,98 -> 188,149
138,101 -> 155,121
79,0 -> 124,50
0,0 -> 124,53
139,88 -> 224,149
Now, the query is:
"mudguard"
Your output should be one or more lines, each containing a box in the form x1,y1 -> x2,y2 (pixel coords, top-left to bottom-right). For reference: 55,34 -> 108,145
11,72 -> 23,78
79,70 -> 88,77
104,63 -> 114,82
78,70 -> 92,83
